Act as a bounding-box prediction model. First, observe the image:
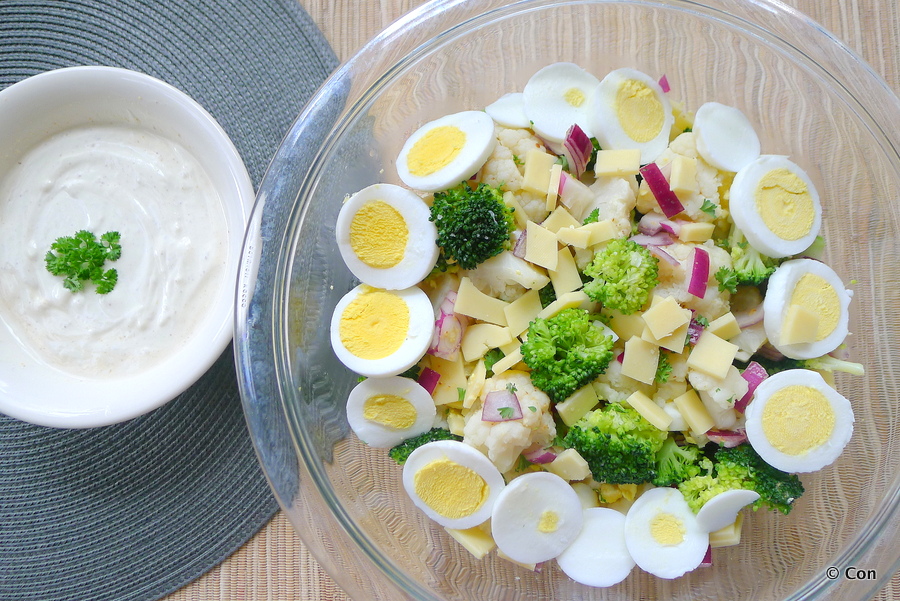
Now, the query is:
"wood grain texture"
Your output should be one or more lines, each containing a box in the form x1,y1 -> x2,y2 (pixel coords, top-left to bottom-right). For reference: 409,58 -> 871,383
164,0 -> 899,599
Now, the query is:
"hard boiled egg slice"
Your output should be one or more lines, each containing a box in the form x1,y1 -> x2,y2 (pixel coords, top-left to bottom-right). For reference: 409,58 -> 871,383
695,489 -> 760,533
693,102 -> 761,173
557,507 -> 635,588
396,110 -> 496,193
402,440 -> 505,529
485,92 -> 530,129
523,62 -> 601,143
346,376 -> 436,448
588,68 -> 674,164
330,284 -> 434,377
624,487 -> 709,579
744,369 -> 854,473
730,155 -> 822,258
763,259 -> 852,359
335,184 -> 439,290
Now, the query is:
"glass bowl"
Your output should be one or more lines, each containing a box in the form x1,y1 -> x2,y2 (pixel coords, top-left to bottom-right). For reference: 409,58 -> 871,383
235,0 -> 900,599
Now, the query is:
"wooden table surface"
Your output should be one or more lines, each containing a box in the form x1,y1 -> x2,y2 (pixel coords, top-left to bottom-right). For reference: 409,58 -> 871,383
164,1 -> 899,599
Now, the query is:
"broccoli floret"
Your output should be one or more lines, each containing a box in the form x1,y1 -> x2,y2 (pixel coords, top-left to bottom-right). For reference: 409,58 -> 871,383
429,182 -> 515,269
715,225 -> 780,293
521,307 -> 615,403
678,444 -> 805,514
563,403 -> 668,484
655,351 -> 673,383
582,238 -> 659,315
653,437 -> 704,487
741,354 -> 865,377
538,281 -> 557,308
388,428 -> 462,465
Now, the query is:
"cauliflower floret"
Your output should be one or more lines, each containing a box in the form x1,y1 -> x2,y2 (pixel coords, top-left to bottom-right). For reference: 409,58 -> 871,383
687,366 -> 748,430
592,357 -> 654,404
465,250 -> 550,302
652,240 -> 732,319
463,370 -> 556,473
581,177 -> 637,238
481,127 -> 545,192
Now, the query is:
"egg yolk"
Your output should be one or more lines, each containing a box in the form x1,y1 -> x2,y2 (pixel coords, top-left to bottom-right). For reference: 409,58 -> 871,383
407,125 -> 466,177
754,168 -> 815,241
649,512 -> 686,546
538,510 -> 559,533
413,458 -> 489,519
564,87 -> 587,108
349,201 -> 408,268
789,273 -> 841,340
339,288 -> 409,360
615,79 -> 665,143
363,394 -> 416,430
761,385 -> 835,455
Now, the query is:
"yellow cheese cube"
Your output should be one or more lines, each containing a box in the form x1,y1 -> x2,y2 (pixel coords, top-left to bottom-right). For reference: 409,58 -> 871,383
522,148 -> 557,195
537,290 -> 591,320
571,482 -> 600,509
547,163 -> 563,211
504,289 -> 542,336
556,225 -> 592,249
524,221 -> 559,271
461,323 -> 514,362
582,219 -> 618,247
446,410 -> 467,437
687,331 -> 739,380
490,348 -> 522,375
672,388 -> 716,434
556,383 -> 600,426
621,336 -> 659,385
445,526 -> 496,559
709,513 -> 744,548
626,390 -> 673,431
546,448 -> 592,481
421,354 -> 467,406
641,296 -> 691,340
499,336 -> 521,357
464,358 -> 487,409
780,304 -> 820,345
669,155 -> 698,196
607,310 -> 646,341
708,312 -> 741,340
503,191 -> 529,230
542,206 -> 581,233
677,221 -> 716,243
598,482 -> 623,504
550,247 -> 583,297
594,149 -> 641,177
454,277 -> 509,326
497,549 -> 536,571
641,322 -> 688,354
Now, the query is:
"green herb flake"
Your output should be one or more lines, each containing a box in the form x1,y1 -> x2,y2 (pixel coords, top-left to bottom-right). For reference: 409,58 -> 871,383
498,406 -> 515,419
700,199 -> 717,218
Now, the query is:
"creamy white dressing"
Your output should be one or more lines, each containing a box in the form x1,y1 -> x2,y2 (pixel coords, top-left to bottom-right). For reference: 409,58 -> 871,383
0,124 -> 228,378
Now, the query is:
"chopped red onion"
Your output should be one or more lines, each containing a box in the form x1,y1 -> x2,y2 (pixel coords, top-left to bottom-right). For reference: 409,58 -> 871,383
699,545 -> 712,567
734,305 -> 764,328
558,172 -> 595,215
523,443 -> 558,464
706,429 -> 748,448
482,390 -> 523,422
640,163 -> 684,218
756,343 -> 786,361
659,219 -> 683,236
687,316 -> 706,345
736,361 -> 768,413
512,229 -> 528,259
418,367 -> 441,395
648,244 -> 679,266
428,291 -> 466,360
630,231 -> 675,247
638,212 -> 666,235
688,247 -> 710,298
562,124 -> 593,178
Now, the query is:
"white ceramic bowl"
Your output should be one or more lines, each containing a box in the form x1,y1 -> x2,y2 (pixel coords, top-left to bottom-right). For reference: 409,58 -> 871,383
0,66 -> 254,428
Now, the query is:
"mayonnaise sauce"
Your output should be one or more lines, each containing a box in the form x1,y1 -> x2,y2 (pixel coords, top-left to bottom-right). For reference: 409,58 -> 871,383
0,125 -> 228,378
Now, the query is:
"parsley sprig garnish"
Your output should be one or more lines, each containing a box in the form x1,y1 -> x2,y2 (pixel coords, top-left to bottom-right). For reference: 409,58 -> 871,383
45,230 -> 122,294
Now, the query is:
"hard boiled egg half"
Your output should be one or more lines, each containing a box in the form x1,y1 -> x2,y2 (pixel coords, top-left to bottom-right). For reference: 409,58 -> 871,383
744,369 -> 854,473
557,507 -> 635,587
346,376 -> 436,448
523,62 -> 601,143
589,68 -> 674,165
396,110 -> 496,193
335,183 -> 439,290
692,102 -> 761,173
763,259 -> 852,359
730,155 -> 822,258
402,440 -> 505,529
330,284 -> 434,377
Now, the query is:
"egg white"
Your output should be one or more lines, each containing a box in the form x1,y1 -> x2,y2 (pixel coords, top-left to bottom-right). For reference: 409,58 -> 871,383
744,369 -> 854,473
490,471 -> 584,564
345,376 -> 436,448
730,155 -> 822,258
402,440 -> 505,529
330,284 -> 434,377
396,110 -> 496,193
485,92 -> 530,129
624,487 -> 709,579
695,489 -> 760,533
763,259 -> 852,359
588,67 -> 673,165
523,62 -> 600,143
335,183 -> 439,290
693,102 -> 761,173
556,507 -> 635,588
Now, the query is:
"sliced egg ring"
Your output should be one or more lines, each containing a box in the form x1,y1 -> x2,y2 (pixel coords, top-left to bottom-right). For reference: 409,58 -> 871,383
693,102 -> 761,173
523,62 -> 600,143
744,369 -> 854,473
402,440 -> 505,530
624,487 -> 709,580
335,184 -> 439,290
396,110 -> 496,193
557,507 -> 635,588
695,489 -> 760,533
730,155 -> 822,258
763,258 -> 852,359
345,376 -> 436,448
490,471 -> 584,565
330,284 -> 434,377
589,67 -> 674,165
485,92 -> 530,129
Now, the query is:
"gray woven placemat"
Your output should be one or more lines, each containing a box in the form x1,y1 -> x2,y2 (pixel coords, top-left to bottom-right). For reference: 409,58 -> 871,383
0,1 -> 338,600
